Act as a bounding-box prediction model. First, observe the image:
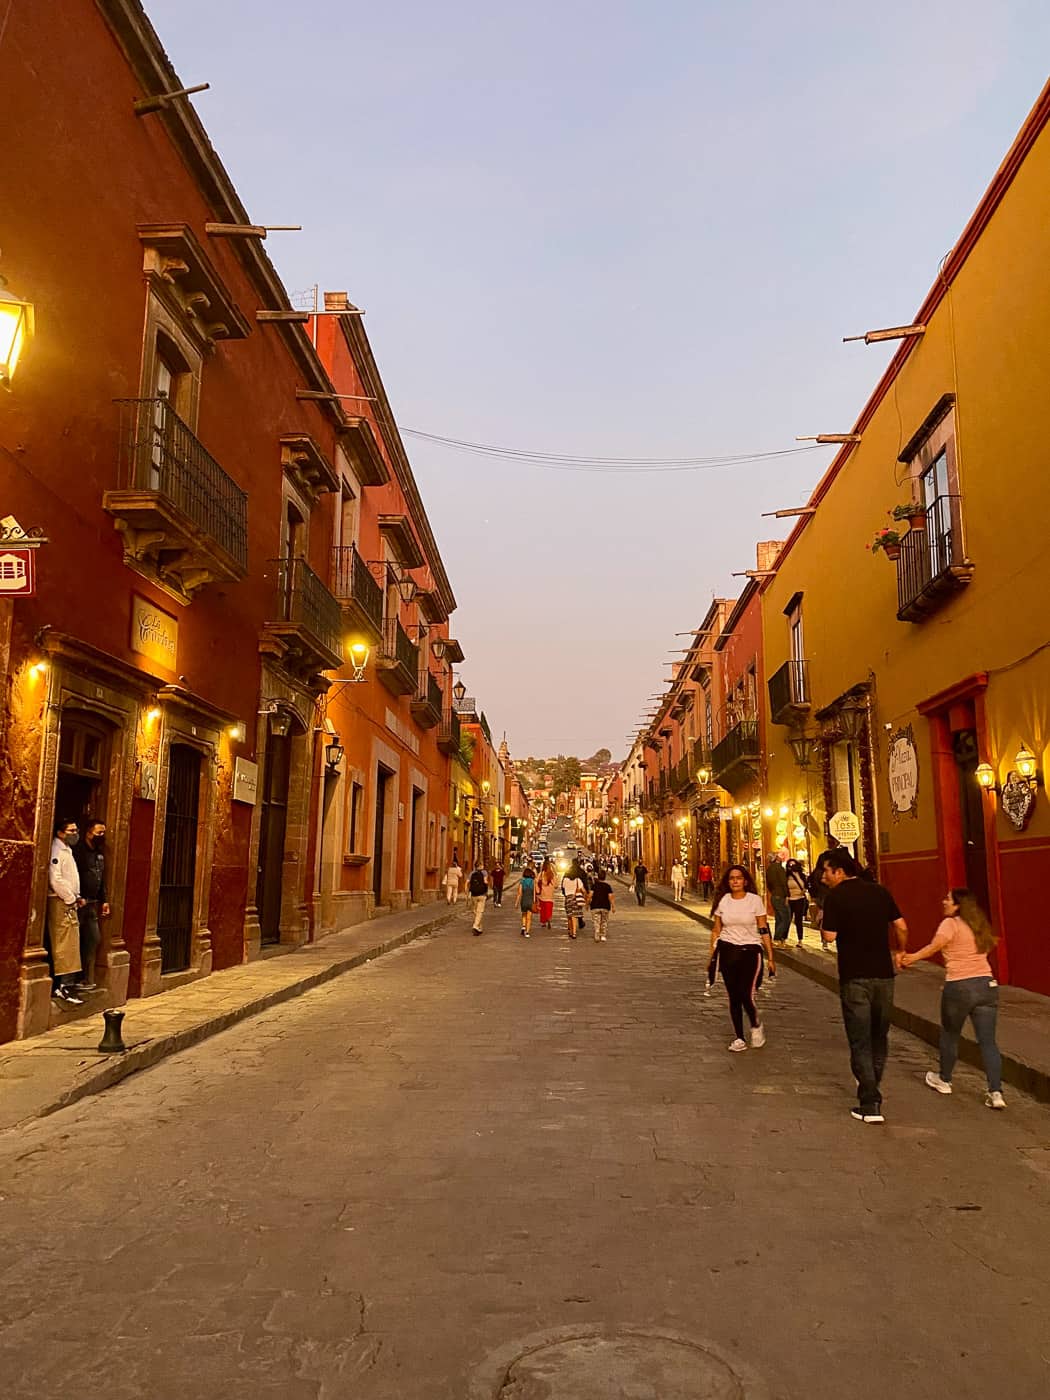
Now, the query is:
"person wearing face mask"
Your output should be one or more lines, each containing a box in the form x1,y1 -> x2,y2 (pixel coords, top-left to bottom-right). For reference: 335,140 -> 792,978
48,817 -> 84,1005
73,818 -> 110,994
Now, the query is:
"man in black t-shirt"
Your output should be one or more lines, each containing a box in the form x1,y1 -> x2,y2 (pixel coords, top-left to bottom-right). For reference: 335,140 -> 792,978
632,862 -> 648,906
821,849 -> 909,1124
589,869 -> 615,942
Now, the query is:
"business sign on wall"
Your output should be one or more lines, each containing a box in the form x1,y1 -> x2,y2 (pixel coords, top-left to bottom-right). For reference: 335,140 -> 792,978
131,594 -> 178,670
828,810 -> 861,844
233,757 -> 259,806
0,547 -> 36,596
888,725 -> 919,820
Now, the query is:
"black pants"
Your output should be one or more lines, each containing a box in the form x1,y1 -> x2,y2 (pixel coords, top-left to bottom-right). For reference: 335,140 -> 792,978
492,886 -> 503,906
718,940 -> 763,1040
635,882 -> 646,905
840,977 -> 894,1110
78,902 -> 102,980
788,898 -> 806,941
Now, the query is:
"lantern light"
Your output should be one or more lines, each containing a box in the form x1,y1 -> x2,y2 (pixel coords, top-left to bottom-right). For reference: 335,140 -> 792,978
763,806 -> 774,818
347,640 -> 370,682
29,660 -> 49,677
975,762 -> 996,790
453,679 -> 466,704
696,766 -> 711,785
0,283 -> 34,385
1014,745 -> 1038,782
325,737 -> 345,773
779,804 -> 790,818
228,721 -> 246,743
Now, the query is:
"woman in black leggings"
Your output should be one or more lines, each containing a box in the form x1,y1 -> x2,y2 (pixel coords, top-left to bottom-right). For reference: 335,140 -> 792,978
709,865 -> 775,1051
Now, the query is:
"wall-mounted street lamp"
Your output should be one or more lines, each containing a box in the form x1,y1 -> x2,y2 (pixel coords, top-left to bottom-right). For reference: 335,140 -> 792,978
696,765 -> 711,785
453,679 -> 466,704
1014,745 -> 1039,785
837,699 -> 867,742
787,733 -> 815,768
0,281 -> 34,385
228,721 -> 247,743
347,640 -> 370,683
325,736 -> 345,775
975,763 -> 996,790
396,574 -> 419,606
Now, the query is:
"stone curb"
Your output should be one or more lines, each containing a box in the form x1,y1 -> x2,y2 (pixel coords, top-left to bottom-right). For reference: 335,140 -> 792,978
619,878 -> 1050,1105
21,905 -> 460,1126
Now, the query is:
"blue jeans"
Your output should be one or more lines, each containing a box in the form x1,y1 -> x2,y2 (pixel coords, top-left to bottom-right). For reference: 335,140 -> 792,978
940,977 -> 1001,1092
771,895 -> 791,941
840,977 -> 895,1110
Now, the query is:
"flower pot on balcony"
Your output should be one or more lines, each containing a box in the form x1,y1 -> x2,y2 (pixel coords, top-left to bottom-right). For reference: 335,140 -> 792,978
869,526 -> 903,559
906,511 -> 927,531
883,542 -> 902,561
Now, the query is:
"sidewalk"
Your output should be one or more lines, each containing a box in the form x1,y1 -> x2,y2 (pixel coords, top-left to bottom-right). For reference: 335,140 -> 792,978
0,898 -> 464,1133
621,875 -> 1050,1105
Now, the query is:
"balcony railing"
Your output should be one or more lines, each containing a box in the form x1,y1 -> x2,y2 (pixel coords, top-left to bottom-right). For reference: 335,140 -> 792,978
438,707 -> 461,756
411,667 -> 443,728
331,542 -> 384,640
453,695 -> 478,716
711,718 -> 759,785
896,495 -> 974,622
768,660 -> 811,725
116,398 -> 248,569
376,616 -> 419,696
269,556 -> 343,667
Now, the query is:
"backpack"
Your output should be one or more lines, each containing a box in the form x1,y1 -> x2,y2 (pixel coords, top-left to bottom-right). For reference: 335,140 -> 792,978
468,870 -> 487,897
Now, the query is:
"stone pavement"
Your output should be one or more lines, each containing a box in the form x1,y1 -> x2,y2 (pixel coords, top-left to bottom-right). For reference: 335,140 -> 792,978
633,874 -> 1050,1104
2,892 -> 1049,1399
0,898 -> 461,1133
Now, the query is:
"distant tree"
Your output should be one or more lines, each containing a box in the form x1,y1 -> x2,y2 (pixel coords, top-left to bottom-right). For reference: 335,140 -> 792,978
587,747 -> 612,768
550,756 -> 582,795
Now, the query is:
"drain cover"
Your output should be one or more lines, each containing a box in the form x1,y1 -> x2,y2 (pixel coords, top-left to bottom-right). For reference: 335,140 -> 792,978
472,1327 -> 765,1400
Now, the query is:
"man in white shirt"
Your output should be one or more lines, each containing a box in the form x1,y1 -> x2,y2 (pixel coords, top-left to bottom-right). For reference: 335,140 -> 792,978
48,817 -> 85,1005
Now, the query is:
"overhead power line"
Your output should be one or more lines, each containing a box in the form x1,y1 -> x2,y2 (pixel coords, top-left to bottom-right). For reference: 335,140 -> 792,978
400,428 -> 821,476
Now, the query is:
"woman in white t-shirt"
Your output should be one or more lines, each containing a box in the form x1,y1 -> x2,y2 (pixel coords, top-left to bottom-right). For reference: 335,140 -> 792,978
561,863 -> 588,939
709,865 -> 774,1052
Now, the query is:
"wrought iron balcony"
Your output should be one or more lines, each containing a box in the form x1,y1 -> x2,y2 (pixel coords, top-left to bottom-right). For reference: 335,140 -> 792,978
331,542 -> 384,643
896,495 -> 974,622
453,694 -> 478,719
768,660 -> 811,726
438,707 -> 462,757
262,556 -> 344,678
377,617 -> 419,697
410,667 -> 443,729
711,718 -> 759,789
105,397 -> 248,602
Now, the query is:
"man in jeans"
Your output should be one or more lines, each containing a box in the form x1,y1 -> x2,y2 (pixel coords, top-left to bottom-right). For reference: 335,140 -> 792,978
765,851 -> 791,943
821,850 -> 909,1123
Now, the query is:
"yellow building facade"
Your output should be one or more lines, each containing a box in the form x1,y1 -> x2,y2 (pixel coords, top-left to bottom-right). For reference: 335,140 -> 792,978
760,80 -> 1050,994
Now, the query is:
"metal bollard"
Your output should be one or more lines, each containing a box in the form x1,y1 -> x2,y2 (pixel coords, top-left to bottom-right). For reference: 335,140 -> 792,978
97,1008 -> 127,1054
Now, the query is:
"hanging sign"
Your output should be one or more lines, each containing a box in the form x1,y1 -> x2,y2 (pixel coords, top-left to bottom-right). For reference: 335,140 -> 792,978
888,724 -> 919,819
233,758 -> 259,806
1001,776 -> 1036,832
0,547 -> 35,597
131,595 -> 178,670
718,809 -> 734,822
829,810 -> 861,843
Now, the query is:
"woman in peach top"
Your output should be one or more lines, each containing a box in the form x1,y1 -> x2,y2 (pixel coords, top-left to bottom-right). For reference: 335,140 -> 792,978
900,888 -> 1005,1109
536,861 -> 557,929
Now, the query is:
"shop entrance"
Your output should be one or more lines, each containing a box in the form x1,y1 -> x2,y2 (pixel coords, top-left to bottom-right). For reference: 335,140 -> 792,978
256,731 -> 292,946
157,743 -> 201,973
952,729 -> 991,911
372,766 -> 392,906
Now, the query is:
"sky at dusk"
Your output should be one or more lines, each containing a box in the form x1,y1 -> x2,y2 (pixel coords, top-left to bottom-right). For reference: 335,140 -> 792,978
148,0 -> 1050,760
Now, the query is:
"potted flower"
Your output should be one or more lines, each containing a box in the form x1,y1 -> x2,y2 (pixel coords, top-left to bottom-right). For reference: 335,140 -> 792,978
892,502 -> 928,530
869,526 -> 904,561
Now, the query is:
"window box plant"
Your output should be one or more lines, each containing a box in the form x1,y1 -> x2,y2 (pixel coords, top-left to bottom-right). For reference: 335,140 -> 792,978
869,526 -> 904,561
891,502 -> 928,530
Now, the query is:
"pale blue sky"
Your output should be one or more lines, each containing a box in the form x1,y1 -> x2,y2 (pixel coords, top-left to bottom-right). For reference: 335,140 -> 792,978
149,0 -> 1050,758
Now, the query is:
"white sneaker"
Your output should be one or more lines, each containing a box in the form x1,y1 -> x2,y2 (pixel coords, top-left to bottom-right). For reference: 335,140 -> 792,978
728,1038 -> 748,1053
600,935 -> 607,942
925,1071 -> 952,1095
750,1025 -> 766,1048
985,1091 -> 1007,1110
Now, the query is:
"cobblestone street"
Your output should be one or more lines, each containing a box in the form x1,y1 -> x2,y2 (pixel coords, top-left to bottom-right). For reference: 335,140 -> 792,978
2,896 -> 1049,1400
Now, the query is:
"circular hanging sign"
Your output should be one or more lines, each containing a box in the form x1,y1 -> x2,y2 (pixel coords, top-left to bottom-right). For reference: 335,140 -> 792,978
828,810 -> 861,843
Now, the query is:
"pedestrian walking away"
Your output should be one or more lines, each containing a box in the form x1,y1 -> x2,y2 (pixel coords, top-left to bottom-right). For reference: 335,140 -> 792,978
632,860 -> 648,906
72,818 -> 109,993
809,840 -> 840,949
537,860 -> 557,929
589,867 -> 615,942
670,859 -> 686,902
467,862 -> 489,935
709,864 -> 774,1051
765,851 -> 791,943
576,862 -> 591,930
561,861 -> 588,939
900,889 -> 1006,1109
820,849 -> 909,1123
47,816 -> 85,1004
698,862 -> 713,901
490,860 -> 506,907
443,859 -> 463,905
517,864 -> 536,938
785,858 -> 809,946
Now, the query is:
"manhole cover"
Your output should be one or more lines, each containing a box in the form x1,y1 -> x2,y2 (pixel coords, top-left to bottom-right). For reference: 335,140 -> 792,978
472,1327 -> 766,1400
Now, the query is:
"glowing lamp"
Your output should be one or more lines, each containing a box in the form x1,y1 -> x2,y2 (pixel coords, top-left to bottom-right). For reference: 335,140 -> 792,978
30,660 -> 49,677
975,762 -> 996,790
779,804 -> 790,818
228,721 -> 246,743
1014,746 -> 1038,782
762,806 -> 773,818
696,766 -> 711,785
453,679 -> 466,704
0,284 -> 34,384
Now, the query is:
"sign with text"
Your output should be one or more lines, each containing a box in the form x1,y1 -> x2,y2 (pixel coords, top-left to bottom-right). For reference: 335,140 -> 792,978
888,725 -> 919,819
131,595 -> 178,670
233,758 -> 259,806
828,809 -> 861,844
0,547 -> 35,596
